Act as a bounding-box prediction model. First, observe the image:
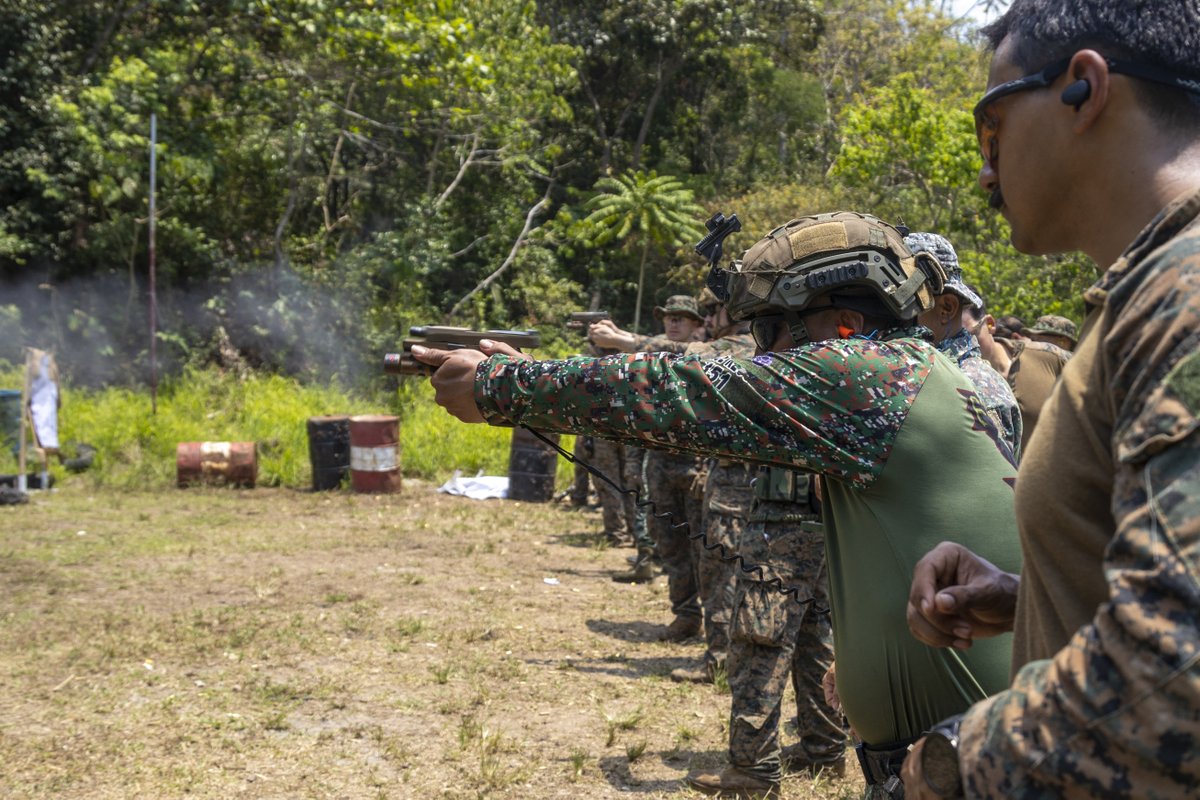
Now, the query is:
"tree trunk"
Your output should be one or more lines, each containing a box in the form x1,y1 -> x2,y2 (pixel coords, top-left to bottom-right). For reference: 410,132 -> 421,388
633,239 -> 649,334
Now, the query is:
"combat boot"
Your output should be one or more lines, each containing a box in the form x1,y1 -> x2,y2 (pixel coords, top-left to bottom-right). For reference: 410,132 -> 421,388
657,615 -> 701,642
686,766 -> 780,798
605,531 -> 634,547
781,745 -> 847,778
670,658 -> 719,684
612,557 -> 655,584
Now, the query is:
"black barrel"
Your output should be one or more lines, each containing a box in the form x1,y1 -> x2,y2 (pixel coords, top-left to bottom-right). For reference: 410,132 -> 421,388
307,415 -> 351,491
508,427 -> 560,502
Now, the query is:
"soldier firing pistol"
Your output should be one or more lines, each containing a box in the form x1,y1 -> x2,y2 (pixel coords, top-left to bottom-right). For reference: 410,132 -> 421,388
384,325 -> 540,377
564,311 -> 610,330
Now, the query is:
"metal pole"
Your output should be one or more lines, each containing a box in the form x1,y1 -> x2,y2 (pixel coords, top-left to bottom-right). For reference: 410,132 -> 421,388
149,113 -> 157,415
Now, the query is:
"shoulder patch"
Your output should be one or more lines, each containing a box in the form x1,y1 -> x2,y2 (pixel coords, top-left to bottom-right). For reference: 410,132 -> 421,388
1164,349 -> 1200,415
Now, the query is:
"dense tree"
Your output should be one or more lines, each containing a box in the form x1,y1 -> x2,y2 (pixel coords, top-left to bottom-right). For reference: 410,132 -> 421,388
582,170 -> 705,332
0,0 -> 1084,388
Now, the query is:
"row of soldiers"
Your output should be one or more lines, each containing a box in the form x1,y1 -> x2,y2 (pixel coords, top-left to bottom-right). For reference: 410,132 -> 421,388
561,231 -> 1076,797
412,2 -> 1200,795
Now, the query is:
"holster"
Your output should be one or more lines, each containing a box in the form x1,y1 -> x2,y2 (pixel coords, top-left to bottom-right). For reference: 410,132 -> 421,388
855,738 -> 916,798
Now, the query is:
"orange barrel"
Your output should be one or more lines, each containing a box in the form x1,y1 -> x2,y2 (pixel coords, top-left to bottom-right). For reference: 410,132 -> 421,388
176,442 -> 257,488
507,427 -> 560,502
307,415 -> 351,491
349,415 -> 401,493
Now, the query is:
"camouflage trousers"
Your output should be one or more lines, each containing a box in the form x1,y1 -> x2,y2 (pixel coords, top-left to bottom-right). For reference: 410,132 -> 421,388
569,436 -> 591,506
645,449 -> 702,619
623,446 -> 649,550
727,517 -> 848,782
694,461 -> 754,665
591,437 -> 634,542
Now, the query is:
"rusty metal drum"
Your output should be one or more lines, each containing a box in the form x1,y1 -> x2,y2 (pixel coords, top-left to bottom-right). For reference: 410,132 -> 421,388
349,415 -> 401,493
507,427 -> 559,502
176,441 -> 257,488
307,415 -> 351,491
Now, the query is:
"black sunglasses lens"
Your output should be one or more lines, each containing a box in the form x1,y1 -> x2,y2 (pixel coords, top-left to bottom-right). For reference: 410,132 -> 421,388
751,317 -> 782,350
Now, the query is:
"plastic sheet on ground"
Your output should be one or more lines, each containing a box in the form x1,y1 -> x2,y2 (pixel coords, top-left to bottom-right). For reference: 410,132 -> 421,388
437,470 -> 509,500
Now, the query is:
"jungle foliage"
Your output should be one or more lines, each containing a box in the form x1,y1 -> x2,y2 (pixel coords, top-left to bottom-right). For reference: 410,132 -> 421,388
1,0 -> 1092,391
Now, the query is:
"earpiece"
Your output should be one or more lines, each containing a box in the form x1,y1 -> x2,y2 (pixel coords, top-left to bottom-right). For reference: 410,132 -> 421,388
837,324 -> 855,338
1061,79 -> 1091,109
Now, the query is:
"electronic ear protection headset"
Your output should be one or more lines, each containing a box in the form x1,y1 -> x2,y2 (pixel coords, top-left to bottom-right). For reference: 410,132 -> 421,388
1061,78 -> 1091,109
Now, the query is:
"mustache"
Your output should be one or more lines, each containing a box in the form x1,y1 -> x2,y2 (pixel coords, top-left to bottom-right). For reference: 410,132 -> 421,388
989,187 -> 1005,210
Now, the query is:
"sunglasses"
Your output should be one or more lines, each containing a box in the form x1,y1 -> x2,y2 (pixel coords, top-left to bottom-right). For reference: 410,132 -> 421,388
973,55 -> 1200,172
749,305 -> 836,351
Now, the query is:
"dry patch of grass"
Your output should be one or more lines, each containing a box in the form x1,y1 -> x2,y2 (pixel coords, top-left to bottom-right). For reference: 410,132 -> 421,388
0,481 -> 864,799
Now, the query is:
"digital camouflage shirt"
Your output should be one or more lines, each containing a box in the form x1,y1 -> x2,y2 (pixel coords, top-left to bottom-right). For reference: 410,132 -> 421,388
939,327 -> 1023,460
958,188 -> 1200,798
474,328 -> 1022,745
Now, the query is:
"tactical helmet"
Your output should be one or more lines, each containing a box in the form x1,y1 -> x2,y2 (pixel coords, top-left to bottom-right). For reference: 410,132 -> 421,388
722,212 -> 945,326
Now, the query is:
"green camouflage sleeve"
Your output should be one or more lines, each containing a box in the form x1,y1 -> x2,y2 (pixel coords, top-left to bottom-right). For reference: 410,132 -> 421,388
473,337 -> 934,489
957,248 -> 1200,797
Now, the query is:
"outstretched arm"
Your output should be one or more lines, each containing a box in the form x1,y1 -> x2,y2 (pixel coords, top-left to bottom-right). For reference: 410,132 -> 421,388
418,338 -> 937,489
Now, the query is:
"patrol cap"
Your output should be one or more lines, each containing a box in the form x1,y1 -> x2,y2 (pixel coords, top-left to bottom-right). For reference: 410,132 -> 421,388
653,294 -> 703,321
1027,314 -> 1078,344
903,231 -> 983,309
722,212 -> 945,322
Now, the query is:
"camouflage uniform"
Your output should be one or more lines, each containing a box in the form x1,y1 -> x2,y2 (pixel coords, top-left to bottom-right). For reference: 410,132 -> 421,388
622,445 -> 649,551
626,333 -> 691,558
645,448 -> 702,619
939,327 -> 1023,459
590,437 -> 634,544
579,342 -> 637,544
728,468 -> 848,783
474,327 -> 1022,749
689,331 -> 757,669
568,435 -> 592,506
957,189 -> 1200,798
694,458 -> 754,667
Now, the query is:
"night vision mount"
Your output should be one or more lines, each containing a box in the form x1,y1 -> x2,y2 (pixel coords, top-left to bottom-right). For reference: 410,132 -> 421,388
695,212 -> 741,303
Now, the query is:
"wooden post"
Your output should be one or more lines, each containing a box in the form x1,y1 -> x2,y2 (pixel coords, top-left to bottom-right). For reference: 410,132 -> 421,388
16,348 -> 30,492
149,113 -> 158,415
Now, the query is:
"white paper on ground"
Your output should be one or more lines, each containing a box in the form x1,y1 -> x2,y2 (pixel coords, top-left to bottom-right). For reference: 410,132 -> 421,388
437,470 -> 509,500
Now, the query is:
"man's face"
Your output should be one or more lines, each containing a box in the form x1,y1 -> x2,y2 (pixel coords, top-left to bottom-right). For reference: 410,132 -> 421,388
977,37 -> 1070,254
704,305 -> 732,338
662,314 -> 701,343
917,293 -> 963,344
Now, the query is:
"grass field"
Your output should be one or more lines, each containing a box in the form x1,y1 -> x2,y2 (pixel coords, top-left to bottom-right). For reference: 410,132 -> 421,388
0,480 -> 865,799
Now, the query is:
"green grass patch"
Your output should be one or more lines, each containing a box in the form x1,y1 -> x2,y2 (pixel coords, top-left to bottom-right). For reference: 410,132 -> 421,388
0,362 -> 577,490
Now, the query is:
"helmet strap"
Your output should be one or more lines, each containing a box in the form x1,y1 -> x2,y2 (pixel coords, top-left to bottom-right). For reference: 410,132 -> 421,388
785,313 -> 811,346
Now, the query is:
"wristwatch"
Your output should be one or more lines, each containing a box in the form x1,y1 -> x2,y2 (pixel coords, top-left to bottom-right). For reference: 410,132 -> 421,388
921,714 -> 964,798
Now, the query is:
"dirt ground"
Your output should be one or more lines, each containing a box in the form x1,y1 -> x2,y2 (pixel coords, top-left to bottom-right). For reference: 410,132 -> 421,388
0,480 -> 864,799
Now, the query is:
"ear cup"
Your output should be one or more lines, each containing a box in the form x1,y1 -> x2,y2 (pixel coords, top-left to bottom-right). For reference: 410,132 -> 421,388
1061,79 -> 1092,109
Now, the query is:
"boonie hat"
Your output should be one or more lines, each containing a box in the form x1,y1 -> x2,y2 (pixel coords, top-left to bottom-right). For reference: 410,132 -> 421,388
653,295 -> 703,321
903,232 -> 983,309
1027,314 -> 1078,344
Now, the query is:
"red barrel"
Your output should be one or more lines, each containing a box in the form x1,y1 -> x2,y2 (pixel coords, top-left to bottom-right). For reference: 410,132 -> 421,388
176,442 -> 257,488
349,415 -> 401,493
